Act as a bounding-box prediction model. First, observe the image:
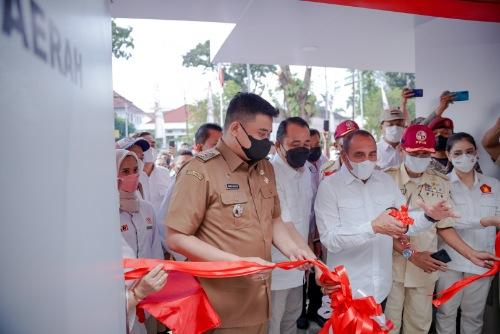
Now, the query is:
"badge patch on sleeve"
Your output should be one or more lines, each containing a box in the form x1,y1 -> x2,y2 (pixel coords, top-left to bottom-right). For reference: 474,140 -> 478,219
186,170 -> 204,181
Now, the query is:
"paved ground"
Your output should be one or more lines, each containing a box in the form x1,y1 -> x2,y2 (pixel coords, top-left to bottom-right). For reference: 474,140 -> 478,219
298,321 -> 322,334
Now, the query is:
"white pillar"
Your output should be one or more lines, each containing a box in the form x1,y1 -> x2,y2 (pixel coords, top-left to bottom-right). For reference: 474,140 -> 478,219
414,18 -> 500,179
0,1 -> 125,333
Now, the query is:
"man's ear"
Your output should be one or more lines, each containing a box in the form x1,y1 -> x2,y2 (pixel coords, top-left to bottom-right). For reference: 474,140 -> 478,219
341,150 -> 351,170
228,121 -> 240,137
193,144 -> 203,153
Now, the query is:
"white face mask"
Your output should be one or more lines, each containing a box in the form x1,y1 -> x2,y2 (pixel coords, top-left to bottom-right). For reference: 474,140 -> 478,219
404,155 -> 431,174
348,159 -> 376,181
451,154 -> 477,173
384,125 -> 404,143
143,148 -> 155,163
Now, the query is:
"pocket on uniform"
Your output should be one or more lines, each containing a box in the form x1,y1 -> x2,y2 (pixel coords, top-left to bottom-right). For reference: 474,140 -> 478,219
480,196 -> 496,217
220,192 -> 252,230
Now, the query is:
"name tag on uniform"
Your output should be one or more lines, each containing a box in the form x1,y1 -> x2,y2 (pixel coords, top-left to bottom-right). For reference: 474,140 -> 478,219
146,226 -> 153,230
226,183 -> 240,190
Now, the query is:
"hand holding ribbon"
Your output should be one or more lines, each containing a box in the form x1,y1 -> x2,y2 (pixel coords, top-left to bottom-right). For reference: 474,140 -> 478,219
433,231 -> 500,308
123,258 -> 393,334
389,205 -> 414,226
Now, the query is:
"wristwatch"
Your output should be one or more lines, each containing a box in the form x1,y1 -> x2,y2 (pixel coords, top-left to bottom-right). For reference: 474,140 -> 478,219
424,214 -> 439,223
402,248 -> 415,260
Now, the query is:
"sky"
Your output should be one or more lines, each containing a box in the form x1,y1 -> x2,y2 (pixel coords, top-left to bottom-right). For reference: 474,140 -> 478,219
112,18 -> 353,116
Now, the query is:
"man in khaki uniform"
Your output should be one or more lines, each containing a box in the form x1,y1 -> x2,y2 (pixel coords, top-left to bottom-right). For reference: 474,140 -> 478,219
385,124 -> 454,334
384,125 -> 497,333
165,93 -> 314,334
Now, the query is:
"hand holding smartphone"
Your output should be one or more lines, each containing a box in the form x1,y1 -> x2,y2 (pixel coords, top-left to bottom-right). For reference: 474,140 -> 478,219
431,249 -> 452,263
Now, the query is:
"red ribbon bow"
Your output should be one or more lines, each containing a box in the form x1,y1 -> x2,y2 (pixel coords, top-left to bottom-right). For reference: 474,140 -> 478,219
123,258 -> 393,334
433,231 -> 500,308
389,205 -> 414,226
315,262 -> 393,334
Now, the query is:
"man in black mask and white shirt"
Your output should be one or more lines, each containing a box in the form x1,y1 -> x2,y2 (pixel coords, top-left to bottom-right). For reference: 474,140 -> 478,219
269,117 -> 315,334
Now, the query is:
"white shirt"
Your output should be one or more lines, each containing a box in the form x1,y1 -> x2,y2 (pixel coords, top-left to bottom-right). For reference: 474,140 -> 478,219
376,140 -> 402,170
440,170 -> 500,275
120,199 -> 164,260
314,164 -> 434,302
271,154 -> 313,290
156,180 -> 187,261
143,165 -> 172,214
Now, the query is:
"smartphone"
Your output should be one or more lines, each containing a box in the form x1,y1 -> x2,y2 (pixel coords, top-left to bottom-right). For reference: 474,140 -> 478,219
169,140 -> 175,148
450,91 -> 469,102
323,120 -> 330,132
409,89 -> 423,98
431,249 -> 452,263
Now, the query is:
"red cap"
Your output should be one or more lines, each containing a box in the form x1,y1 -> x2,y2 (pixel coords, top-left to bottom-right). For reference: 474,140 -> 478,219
428,117 -> 454,131
334,120 -> 359,140
400,124 -> 435,153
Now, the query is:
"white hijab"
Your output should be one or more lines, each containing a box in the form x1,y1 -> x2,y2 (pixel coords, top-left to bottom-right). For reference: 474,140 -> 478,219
116,149 -> 140,213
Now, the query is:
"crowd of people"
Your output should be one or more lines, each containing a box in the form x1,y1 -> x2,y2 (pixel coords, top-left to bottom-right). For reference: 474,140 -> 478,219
116,91 -> 500,334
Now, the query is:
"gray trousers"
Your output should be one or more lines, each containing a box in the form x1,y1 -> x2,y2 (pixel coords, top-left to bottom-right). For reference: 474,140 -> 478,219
269,286 -> 303,334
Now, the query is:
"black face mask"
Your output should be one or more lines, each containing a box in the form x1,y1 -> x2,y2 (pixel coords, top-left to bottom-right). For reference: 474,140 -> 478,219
283,146 -> 310,169
435,135 -> 448,151
236,123 -> 272,162
308,146 -> 322,163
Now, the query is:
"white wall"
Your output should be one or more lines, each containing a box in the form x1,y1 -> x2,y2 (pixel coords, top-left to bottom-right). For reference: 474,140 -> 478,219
0,1 -> 124,333
415,17 -> 500,179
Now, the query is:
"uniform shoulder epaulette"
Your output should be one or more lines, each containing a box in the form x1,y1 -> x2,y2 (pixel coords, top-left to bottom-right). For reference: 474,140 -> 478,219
320,160 -> 335,172
384,166 -> 399,174
427,168 -> 449,180
195,149 -> 220,162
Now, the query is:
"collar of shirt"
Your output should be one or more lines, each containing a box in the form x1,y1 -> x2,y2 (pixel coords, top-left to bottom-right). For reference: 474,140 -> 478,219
216,139 -> 248,172
272,153 -> 305,179
449,169 -> 479,187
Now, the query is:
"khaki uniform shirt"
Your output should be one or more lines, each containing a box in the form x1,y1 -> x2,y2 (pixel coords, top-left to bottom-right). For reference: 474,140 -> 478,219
166,140 -> 281,328
386,164 -> 454,288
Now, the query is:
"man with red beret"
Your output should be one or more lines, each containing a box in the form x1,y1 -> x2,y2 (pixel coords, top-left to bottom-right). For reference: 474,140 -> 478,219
428,116 -> 455,174
320,120 -> 359,178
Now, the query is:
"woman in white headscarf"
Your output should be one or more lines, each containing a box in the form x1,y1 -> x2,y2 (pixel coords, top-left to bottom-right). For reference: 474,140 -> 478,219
116,149 -> 167,334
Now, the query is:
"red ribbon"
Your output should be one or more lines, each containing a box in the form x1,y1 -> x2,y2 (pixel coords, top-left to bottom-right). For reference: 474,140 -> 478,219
124,258 -> 392,333
389,205 -> 414,226
433,231 -> 500,308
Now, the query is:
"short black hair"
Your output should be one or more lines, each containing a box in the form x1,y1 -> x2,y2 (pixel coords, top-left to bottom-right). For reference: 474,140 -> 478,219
276,117 -> 310,143
195,123 -> 223,145
310,128 -> 320,137
343,129 -> 375,153
446,132 -> 477,152
177,149 -> 194,157
224,92 -> 279,130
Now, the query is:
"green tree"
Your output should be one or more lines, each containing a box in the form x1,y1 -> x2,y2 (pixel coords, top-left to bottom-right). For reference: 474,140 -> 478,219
182,40 -> 277,93
114,114 -> 136,139
276,65 -> 317,121
344,70 -> 416,138
182,40 -> 213,72
385,72 -> 416,89
112,20 -> 134,59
